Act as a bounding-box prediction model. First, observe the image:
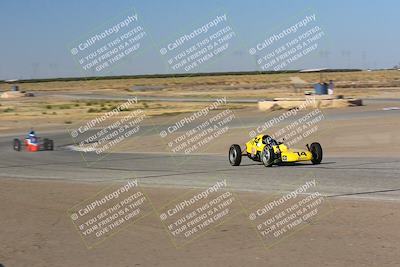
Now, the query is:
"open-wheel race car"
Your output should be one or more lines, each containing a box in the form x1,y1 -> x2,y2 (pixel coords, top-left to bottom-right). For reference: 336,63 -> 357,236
13,131 -> 54,152
229,134 -> 322,167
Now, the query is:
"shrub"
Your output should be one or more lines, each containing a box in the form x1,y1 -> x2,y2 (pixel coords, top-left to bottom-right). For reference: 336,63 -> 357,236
59,105 -> 71,109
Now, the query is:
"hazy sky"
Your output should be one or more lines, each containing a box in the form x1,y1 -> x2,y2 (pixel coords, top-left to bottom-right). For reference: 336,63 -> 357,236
0,0 -> 399,79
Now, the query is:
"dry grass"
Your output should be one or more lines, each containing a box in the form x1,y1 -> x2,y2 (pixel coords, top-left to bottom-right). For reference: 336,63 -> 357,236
0,96 -> 250,131
1,70 -> 399,99
0,70 -> 399,131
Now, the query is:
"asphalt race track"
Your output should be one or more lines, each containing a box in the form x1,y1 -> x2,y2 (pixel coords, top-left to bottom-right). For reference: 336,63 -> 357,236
1,127 -> 400,201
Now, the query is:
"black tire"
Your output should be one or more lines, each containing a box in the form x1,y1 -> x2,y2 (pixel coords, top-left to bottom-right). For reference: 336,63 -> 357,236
43,138 -> 49,150
48,140 -> 54,151
44,139 -> 54,151
310,142 -> 323,164
229,144 -> 242,166
261,147 -> 275,167
13,138 -> 21,151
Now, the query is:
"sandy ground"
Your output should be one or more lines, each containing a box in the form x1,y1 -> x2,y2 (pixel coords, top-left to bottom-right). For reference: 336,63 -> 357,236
0,178 -> 399,267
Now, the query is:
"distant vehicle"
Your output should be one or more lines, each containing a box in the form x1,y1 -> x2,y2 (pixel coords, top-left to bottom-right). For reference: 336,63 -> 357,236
23,91 -> 35,97
229,134 -> 322,167
13,131 -> 54,152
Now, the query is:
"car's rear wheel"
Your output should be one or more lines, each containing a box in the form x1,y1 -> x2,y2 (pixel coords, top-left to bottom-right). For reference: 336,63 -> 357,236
13,138 -> 21,151
261,147 -> 274,167
229,144 -> 242,166
310,142 -> 323,164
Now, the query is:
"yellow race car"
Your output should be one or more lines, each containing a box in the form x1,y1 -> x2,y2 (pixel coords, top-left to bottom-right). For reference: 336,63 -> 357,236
229,134 -> 322,167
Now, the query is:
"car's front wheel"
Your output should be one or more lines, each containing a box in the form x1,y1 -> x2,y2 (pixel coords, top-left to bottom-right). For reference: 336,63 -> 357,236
229,144 -> 242,166
310,142 -> 323,164
261,147 -> 275,167
44,139 -> 54,151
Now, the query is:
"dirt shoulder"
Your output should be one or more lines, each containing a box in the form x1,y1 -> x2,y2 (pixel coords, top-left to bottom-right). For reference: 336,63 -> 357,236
0,178 -> 399,267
